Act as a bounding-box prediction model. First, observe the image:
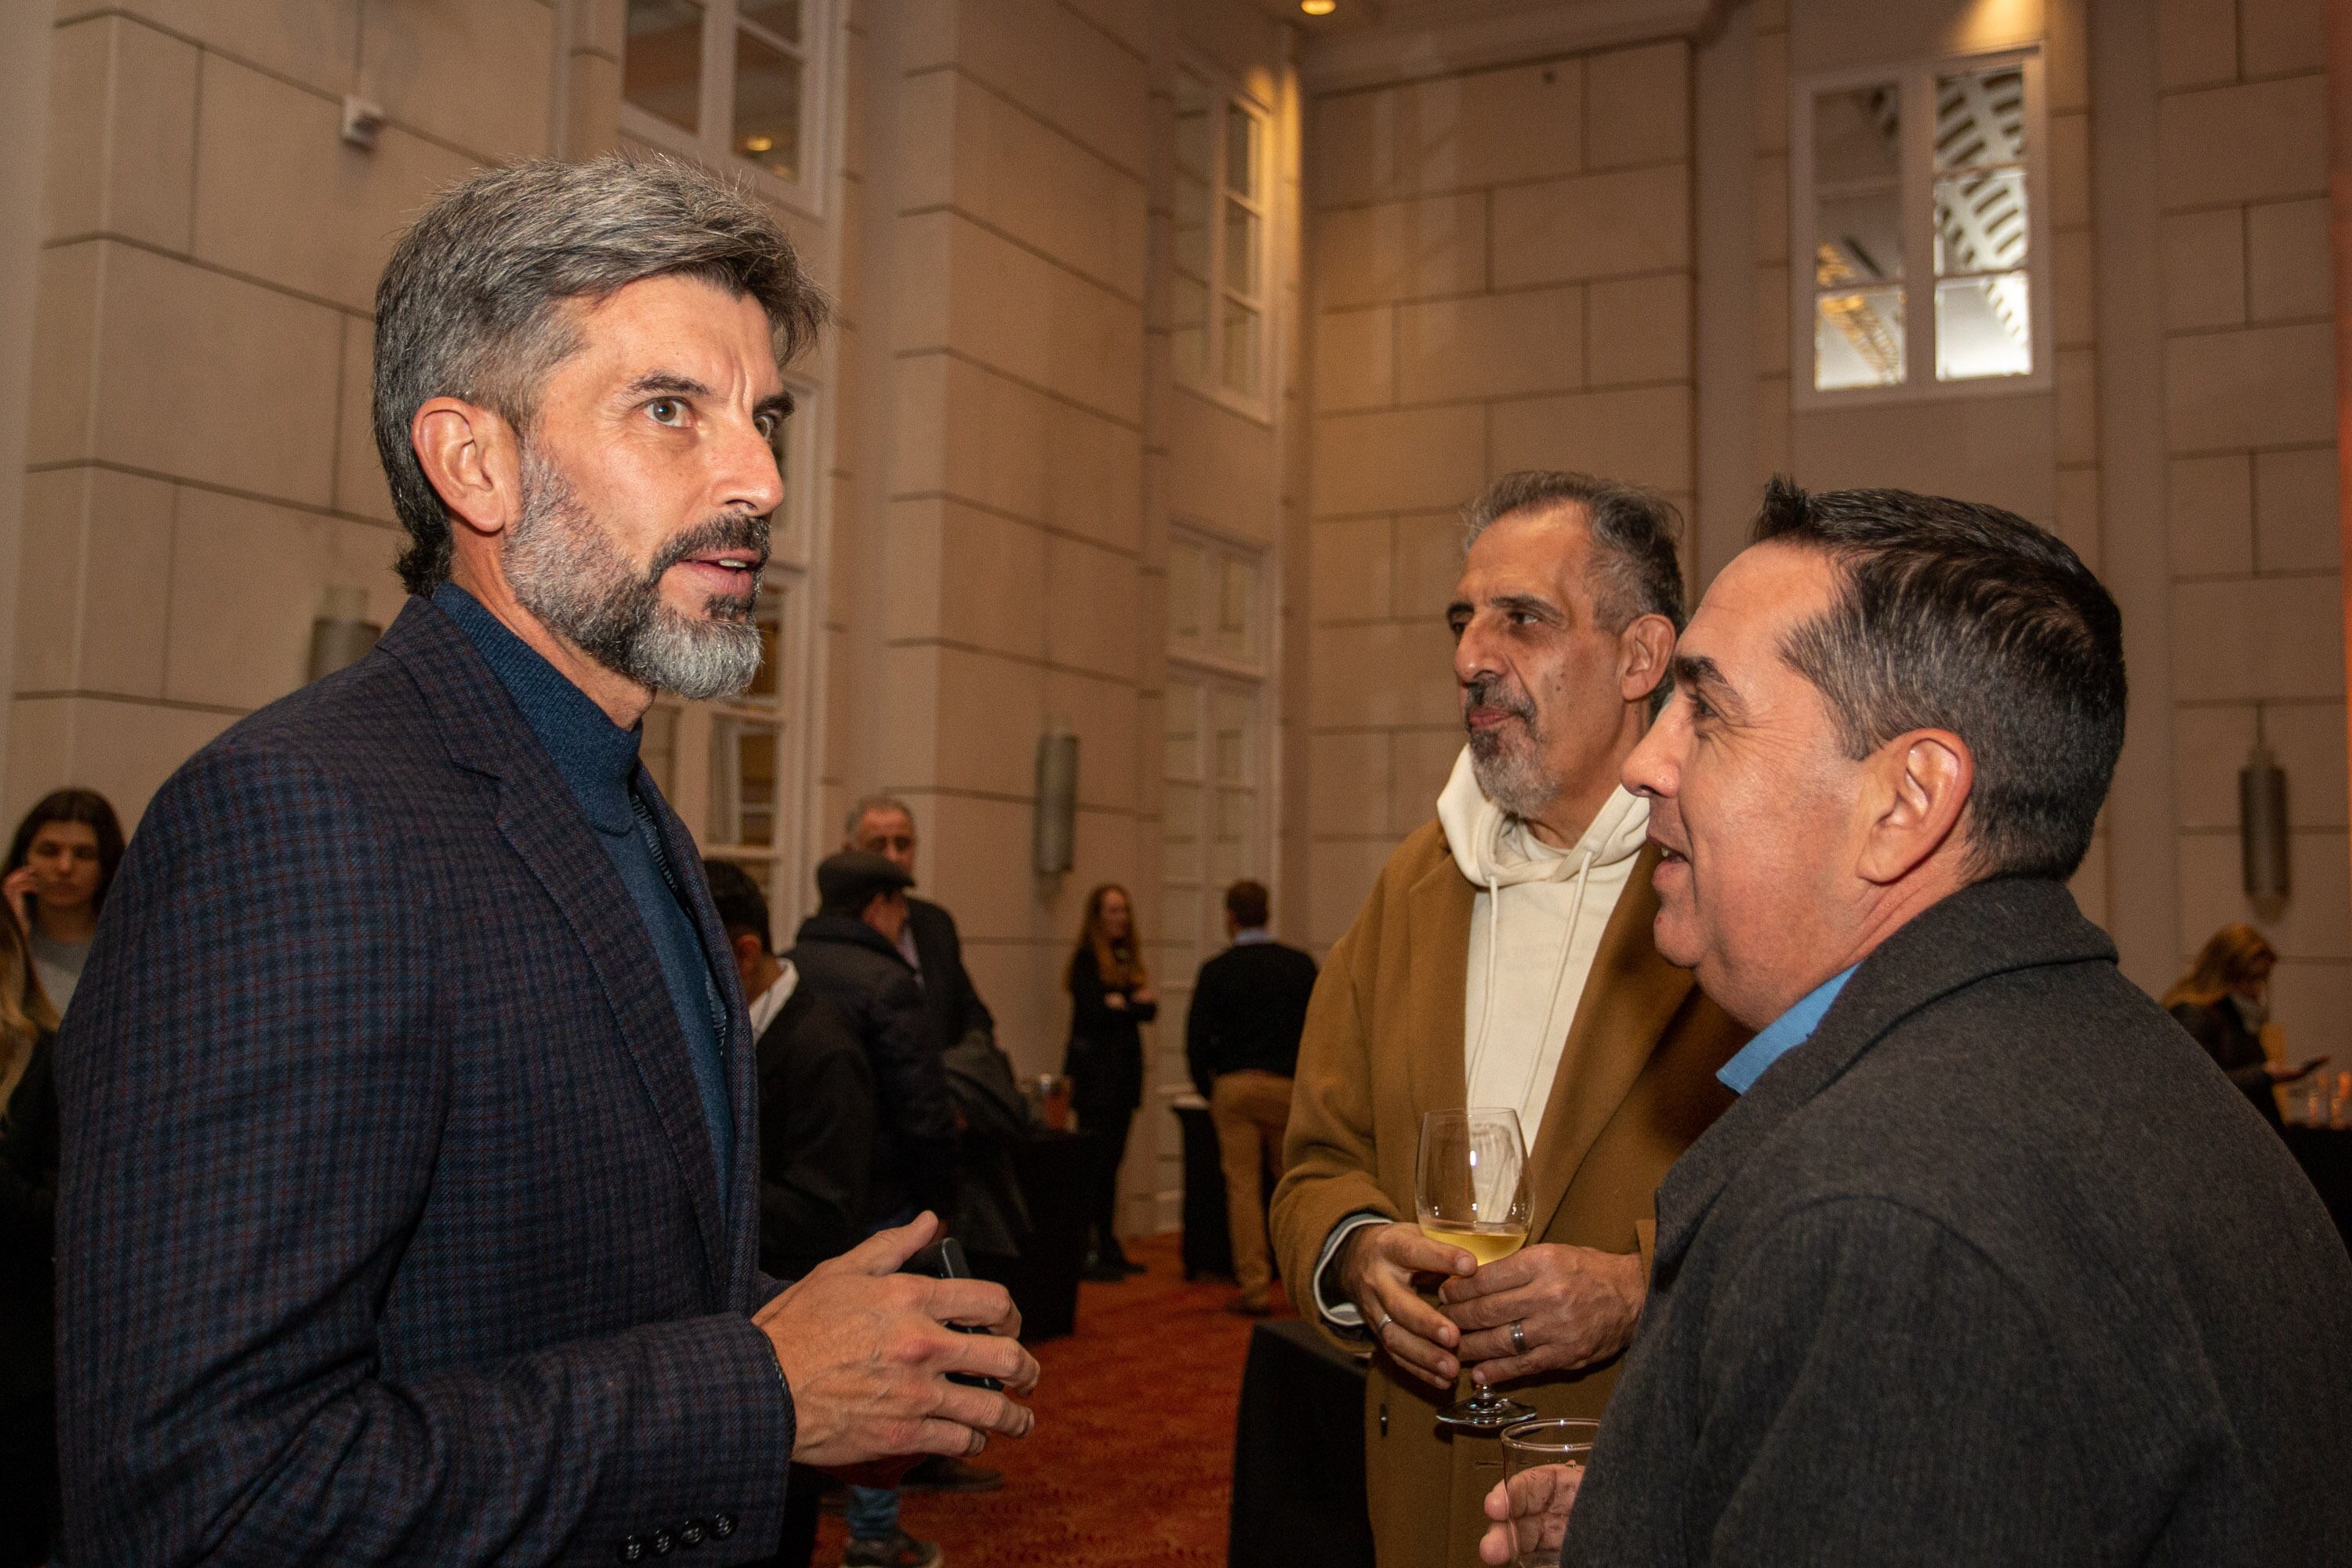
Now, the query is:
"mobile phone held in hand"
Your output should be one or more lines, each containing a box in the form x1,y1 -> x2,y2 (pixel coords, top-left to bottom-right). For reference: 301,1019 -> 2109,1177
901,1237 -> 1004,1392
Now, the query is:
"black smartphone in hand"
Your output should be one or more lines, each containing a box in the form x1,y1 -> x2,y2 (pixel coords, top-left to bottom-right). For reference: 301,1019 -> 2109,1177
901,1237 -> 1003,1392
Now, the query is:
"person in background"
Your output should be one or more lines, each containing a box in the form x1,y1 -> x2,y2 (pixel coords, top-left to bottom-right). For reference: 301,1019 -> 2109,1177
1065,884 -> 1156,1283
846,797 -> 994,1062
0,915 -> 59,1568
703,858 -> 874,1568
2161,924 -> 2325,1132
786,849 -> 960,1568
3,788 -> 125,1011
1185,880 -> 1317,1316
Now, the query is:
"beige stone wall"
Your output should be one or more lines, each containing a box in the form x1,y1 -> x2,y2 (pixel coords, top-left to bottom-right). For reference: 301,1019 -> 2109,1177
1301,38 -> 1696,951
2154,0 -> 2347,1036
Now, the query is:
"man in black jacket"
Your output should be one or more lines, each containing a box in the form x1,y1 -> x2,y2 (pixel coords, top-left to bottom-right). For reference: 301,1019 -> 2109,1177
1185,880 -> 1316,1316
785,850 -> 960,1568
1476,481 -> 2352,1567
703,858 -> 873,1568
846,797 -> 994,1058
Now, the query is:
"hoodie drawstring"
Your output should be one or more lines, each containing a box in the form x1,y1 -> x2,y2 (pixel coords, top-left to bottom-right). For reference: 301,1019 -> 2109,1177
1466,873 -> 1504,1090
1465,848 -> 1597,1123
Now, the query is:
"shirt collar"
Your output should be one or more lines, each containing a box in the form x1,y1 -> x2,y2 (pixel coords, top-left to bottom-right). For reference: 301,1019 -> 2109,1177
746,960 -> 799,1039
1232,927 -> 1274,946
432,583 -> 643,835
1717,966 -> 1857,1094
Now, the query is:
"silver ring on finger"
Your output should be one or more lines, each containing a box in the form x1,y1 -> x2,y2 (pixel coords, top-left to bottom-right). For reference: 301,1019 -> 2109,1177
1374,1311 -> 1395,1340
1508,1319 -> 1529,1356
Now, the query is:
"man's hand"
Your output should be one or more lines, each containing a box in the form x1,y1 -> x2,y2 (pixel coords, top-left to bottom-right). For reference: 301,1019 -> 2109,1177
1478,1465 -> 1583,1566
1439,1243 -> 1644,1385
756,1213 -> 1040,1469
1335,1221 -> 1475,1390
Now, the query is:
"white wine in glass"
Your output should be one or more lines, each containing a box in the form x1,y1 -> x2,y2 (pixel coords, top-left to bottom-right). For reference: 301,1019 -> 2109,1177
1417,1106 -> 1537,1432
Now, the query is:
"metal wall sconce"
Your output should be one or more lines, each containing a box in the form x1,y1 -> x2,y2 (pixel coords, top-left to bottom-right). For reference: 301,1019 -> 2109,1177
308,585 -> 382,682
1033,720 -> 1078,875
2240,739 -> 2289,923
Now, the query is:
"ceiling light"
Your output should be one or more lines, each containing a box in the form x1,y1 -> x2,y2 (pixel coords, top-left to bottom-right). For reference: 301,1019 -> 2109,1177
1301,0 -> 1335,14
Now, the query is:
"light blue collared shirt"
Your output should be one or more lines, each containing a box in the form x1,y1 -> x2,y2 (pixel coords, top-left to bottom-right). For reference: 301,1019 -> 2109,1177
1717,967 -> 1857,1094
1232,927 -> 1273,946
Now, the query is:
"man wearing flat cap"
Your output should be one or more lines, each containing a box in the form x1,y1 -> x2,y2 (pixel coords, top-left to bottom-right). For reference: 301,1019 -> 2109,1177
785,850 -> 964,1565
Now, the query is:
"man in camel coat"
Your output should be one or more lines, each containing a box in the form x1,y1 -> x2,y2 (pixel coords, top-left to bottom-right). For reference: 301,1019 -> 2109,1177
1272,471 -> 1747,1568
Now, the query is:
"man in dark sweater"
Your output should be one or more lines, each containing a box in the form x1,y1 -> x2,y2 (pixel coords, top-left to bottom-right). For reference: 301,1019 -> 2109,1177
1478,481 -> 2352,1566
1186,880 -> 1318,1316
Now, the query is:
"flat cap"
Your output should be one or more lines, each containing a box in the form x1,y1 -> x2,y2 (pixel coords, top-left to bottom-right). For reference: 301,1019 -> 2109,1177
815,848 -> 913,912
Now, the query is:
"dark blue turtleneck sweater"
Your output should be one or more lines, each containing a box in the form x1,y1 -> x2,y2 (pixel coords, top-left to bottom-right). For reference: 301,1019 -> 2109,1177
432,584 -> 733,1193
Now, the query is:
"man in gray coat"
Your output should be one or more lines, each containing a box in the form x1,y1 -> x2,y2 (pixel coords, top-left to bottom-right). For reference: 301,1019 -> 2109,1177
1477,480 -> 2352,1566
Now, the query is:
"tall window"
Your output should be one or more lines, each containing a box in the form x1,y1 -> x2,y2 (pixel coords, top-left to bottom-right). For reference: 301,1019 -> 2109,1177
1173,66 -> 1272,416
621,0 -> 822,211
1152,531 -> 1271,1225
1795,50 -> 2048,403
640,396 -> 817,925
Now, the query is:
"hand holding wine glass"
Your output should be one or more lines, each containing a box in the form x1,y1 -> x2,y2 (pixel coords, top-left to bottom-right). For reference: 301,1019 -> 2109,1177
1417,1108 -> 1537,1432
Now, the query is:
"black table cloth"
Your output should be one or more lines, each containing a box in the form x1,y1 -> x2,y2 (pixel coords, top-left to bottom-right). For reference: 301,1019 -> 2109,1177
968,1127 -> 1098,1343
1230,1318 -> 1374,1568
2282,1123 -> 2351,1256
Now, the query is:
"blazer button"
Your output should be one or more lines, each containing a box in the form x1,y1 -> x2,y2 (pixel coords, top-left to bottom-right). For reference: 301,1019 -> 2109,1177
680,1519 -> 706,1548
710,1512 -> 735,1540
618,1536 -> 646,1563
1379,1403 -> 1388,1436
651,1528 -> 675,1555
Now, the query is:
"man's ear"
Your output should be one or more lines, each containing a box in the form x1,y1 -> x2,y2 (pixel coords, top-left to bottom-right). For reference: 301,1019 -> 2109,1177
1617,612 -> 1677,703
1853,728 -> 1973,885
729,931 -> 764,971
411,395 -> 522,541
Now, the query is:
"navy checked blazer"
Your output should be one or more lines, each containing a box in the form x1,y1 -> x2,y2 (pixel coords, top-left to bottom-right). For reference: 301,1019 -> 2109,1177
56,596 -> 794,1563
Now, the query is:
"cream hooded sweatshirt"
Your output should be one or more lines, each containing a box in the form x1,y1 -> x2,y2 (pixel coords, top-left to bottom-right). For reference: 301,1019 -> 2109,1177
1436,744 -> 1651,1145
1314,749 -> 1652,1326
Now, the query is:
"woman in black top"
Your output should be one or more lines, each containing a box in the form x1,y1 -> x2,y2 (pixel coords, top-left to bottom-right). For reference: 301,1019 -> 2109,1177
2161,924 -> 2325,1132
0,909 -> 60,1567
1064,884 -> 1156,1281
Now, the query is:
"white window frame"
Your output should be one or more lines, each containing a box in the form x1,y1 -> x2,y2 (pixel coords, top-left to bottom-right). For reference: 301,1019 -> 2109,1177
618,0 -> 830,219
1171,56 -> 1275,424
641,380 -> 822,926
1791,45 -> 2051,409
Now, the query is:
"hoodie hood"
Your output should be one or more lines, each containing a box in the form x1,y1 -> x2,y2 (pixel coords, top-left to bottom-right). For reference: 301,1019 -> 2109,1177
1436,746 -> 1650,888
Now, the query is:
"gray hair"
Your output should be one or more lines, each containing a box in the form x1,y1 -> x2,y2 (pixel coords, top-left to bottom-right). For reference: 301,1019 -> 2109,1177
844,794 -> 917,843
1461,470 -> 1687,633
372,154 -> 829,594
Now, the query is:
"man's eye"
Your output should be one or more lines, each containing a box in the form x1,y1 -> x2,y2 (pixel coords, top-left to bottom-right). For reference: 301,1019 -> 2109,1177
755,412 -> 781,441
649,398 -> 684,424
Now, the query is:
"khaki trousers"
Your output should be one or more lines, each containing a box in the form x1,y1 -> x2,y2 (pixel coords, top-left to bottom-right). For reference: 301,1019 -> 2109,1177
1210,1069 -> 1294,1297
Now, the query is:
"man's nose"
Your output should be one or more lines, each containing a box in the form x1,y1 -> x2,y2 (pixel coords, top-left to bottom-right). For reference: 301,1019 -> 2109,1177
717,418 -> 786,518
1622,705 -> 1680,798
1454,617 -> 1498,687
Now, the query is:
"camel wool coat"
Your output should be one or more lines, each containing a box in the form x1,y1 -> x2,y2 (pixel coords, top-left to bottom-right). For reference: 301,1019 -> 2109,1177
1271,821 -> 1746,1568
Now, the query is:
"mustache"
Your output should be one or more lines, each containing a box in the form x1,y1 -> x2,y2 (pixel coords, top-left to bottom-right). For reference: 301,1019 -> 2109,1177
652,511 -> 771,576
1461,674 -> 1535,724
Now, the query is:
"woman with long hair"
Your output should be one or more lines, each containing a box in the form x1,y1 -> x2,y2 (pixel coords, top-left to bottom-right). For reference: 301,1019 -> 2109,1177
1063,884 -> 1156,1282
0,911 -> 61,1565
4,786 -> 126,1011
2161,924 -> 2325,1131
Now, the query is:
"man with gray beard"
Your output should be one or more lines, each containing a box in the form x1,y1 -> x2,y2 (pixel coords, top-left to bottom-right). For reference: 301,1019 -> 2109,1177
1270,472 -> 1748,1568
56,158 -> 1035,1566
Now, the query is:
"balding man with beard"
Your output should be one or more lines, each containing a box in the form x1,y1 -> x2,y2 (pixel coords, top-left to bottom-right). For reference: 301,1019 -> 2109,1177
1271,471 -> 1747,1568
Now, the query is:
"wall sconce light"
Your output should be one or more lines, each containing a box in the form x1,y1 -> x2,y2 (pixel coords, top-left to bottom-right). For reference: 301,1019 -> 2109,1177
1300,0 -> 1337,13
2239,739 -> 2289,922
308,584 -> 382,683
340,95 -> 386,151
1033,720 -> 1078,875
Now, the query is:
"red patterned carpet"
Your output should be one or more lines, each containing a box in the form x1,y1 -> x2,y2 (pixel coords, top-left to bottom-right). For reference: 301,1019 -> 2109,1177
815,1233 -> 1289,1566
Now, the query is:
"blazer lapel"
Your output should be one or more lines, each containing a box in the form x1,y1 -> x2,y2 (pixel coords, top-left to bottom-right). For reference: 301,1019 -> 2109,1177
1402,849 -> 1475,1125
383,599 -> 730,1292
1523,844 -> 1693,1240
1651,876 -> 2116,1273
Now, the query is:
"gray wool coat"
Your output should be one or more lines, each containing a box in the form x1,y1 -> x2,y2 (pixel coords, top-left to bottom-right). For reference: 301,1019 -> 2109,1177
1568,877 -> 2352,1566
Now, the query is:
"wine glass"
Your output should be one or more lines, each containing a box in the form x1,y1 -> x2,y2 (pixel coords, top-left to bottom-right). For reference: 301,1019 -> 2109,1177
1417,1107 -> 1534,1432
1497,1417 -> 1599,1567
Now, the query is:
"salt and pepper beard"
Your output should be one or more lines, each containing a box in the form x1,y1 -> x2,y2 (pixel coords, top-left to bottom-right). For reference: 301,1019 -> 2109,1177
503,446 -> 769,701
1463,673 -> 1561,820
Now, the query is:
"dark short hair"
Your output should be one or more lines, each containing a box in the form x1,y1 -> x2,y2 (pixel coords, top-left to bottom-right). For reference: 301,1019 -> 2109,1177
6,788 -> 127,913
1225,880 -> 1269,928
702,858 -> 771,953
1751,477 -> 2125,881
815,849 -> 912,918
1462,470 -> 1687,633
373,154 -> 829,594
